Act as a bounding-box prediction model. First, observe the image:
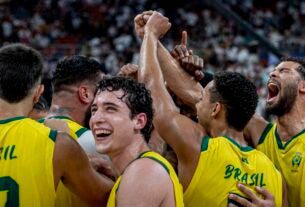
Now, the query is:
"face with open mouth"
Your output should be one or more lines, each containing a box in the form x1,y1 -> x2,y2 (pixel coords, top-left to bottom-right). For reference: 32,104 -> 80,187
266,62 -> 301,116
90,90 -> 136,155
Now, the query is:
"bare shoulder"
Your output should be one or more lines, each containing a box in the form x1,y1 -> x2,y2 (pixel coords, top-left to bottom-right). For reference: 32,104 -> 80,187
116,158 -> 173,206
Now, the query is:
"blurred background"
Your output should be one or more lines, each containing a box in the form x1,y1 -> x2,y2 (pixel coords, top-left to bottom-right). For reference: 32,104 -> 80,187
0,0 -> 304,116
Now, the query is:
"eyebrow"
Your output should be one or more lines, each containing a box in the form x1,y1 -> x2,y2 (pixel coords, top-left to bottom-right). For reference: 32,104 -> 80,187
102,102 -> 119,107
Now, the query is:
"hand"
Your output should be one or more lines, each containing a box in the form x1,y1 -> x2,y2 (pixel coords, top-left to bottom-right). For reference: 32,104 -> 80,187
44,119 -> 70,134
134,11 -> 153,39
117,63 -> 139,80
228,183 -> 276,207
145,11 -> 171,39
171,31 -> 204,81
88,153 -> 119,181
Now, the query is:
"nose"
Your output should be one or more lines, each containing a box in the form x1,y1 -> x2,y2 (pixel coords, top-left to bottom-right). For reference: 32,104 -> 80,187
90,111 -> 106,129
269,69 -> 277,78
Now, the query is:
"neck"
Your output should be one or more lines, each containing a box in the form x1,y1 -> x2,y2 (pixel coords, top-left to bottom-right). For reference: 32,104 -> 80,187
0,98 -> 33,119
51,93 -> 86,125
210,121 -> 248,146
276,101 -> 305,141
110,138 -> 150,175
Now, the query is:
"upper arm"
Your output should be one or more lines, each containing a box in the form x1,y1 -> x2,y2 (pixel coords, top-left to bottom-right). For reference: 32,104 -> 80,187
116,159 -> 173,207
53,132 -> 113,207
244,114 -> 268,147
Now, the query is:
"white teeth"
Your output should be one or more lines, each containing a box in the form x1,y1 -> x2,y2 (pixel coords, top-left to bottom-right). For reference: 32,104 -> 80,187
96,129 -> 111,135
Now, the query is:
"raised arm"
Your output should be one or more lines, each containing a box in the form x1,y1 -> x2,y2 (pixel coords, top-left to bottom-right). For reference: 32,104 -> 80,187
134,12 -> 203,110
53,132 -> 113,207
138,11 -> 205,189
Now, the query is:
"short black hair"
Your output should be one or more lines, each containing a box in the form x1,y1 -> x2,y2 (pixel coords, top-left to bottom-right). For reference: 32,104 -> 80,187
97,76 -> 154,142
53,55 -> 103,92
281,56 -> 305,79
0,43 -> 43,103
209,72 -> 258,131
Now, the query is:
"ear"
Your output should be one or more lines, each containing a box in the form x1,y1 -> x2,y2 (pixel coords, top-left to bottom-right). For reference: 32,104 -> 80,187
299,80 -> 305,93
133,113 -> 147,131
211,102 -> 221,118
78,85 -> 92,104
33,84 -> 44,103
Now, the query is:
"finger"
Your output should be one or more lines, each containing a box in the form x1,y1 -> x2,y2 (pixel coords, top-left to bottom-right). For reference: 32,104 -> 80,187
228,194 -> 253,207
195,56 -> 201,69
188,49 -> 193,55
181,31 -> 187,46
143,10 -> 154,15
170,50 -> 179,59
181,45 -> 189,57
194,70 -> 204,81
255,186 -> 274,200
199,57 -> 204,69
176,46 -> 186,59
237,183 -> 258,202
134,14 -> 144,26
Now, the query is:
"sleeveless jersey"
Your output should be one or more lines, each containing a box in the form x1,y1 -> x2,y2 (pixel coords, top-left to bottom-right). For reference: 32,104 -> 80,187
48,116 -> 89,207
38,116 -> 88,140
107,151 -> 184,207
0,116 -> 56,206
257,123 -> 305,207
184,136 -> 282,207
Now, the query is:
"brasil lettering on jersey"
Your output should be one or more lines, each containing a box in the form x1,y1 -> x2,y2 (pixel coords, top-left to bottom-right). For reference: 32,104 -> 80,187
224,164 -> 266,187
0,145 -> 17,160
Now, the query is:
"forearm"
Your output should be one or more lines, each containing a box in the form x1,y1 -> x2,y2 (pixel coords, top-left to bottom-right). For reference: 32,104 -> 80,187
139,32 -> 178,114
157,41 -> 203,108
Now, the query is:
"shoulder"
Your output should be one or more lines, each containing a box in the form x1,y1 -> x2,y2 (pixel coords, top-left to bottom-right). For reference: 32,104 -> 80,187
116,157 -> 173,201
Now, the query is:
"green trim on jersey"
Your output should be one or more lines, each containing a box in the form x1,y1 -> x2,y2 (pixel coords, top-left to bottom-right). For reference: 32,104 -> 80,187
144,156 -> 170,174
201,136 -> 210,151
275,127 -> 305,149
49,130 -> 57,142
0,116 -> 26,124
224,136 -> 254,152
258,123 -> 273,145
75,127 -> 89,137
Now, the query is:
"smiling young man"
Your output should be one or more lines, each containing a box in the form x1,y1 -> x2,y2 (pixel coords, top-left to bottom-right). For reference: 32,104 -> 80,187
244,57 -> 305,207
90,76 -> 184,207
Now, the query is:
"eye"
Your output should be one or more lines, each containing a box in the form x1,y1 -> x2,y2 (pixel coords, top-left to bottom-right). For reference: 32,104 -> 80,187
106,106 -> 116,112
91,107 -> 97,115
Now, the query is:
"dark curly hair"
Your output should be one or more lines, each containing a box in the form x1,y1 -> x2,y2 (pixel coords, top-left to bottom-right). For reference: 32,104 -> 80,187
97,76 -> 154,142
281,56 -> 305,79
0,43 -> 43,103
209,72 -> 258,131
53,55 -> 104,92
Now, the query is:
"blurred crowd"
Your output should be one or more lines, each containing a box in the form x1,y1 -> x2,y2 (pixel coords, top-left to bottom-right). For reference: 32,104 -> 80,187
1,0 -> 305,116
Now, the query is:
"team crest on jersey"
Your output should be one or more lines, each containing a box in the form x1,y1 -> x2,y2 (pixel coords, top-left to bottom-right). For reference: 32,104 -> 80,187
292,152 -> 302,170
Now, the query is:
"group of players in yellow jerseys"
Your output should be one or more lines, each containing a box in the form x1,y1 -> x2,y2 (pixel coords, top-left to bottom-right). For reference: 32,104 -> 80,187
0,10 -> 304,207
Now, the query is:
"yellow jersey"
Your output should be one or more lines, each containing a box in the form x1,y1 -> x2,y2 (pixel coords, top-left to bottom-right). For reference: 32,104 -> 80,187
38,116 -> 88,140
257,123 -> 305,207
184,136 -> 282,207
107,151 -> 184,207
47,116 -> 89,207
0,116 -> 56,206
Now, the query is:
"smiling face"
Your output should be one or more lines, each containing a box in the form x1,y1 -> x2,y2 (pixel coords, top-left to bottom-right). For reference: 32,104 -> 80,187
266,61 -> 303,116
90,89 -> 143,155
